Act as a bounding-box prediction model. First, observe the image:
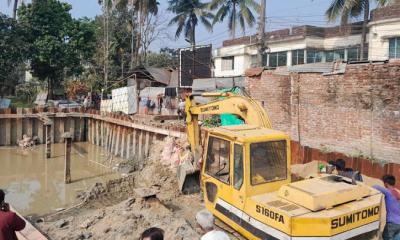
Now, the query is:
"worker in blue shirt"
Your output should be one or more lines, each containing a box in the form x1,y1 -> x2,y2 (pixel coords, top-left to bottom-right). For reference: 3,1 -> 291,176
374,175 -> 400,240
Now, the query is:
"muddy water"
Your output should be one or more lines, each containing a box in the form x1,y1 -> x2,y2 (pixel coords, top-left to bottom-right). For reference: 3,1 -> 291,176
0,143 -> 121,216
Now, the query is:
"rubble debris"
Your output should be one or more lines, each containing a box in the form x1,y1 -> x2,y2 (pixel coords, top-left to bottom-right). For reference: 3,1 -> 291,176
18,134 -> 39,148
133,187 -> 160,199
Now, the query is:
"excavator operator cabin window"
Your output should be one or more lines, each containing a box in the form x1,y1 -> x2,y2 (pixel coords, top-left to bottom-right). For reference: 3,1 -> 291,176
250,141 -> 287,185
205,136 -> 230,184
233,144 -> 244,190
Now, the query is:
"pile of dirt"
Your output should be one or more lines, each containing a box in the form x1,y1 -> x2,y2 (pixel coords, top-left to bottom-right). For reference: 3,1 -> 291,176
36,138 -> 204,240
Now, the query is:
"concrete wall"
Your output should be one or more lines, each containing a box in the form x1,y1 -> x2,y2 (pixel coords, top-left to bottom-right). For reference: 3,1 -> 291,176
245,61 -> 400,163
0,114 -> 87,145
213,34 -> 366,77
369,18 -> 400,60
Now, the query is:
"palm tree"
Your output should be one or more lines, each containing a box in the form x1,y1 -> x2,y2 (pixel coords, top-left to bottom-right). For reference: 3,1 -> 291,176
7,0 -> 19,19
208,0 -> 260,39
168,0 -> 213,47
326,0 -> 390,60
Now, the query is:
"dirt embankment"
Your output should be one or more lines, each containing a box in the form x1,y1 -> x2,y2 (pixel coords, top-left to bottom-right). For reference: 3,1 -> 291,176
36,138 -> 205,240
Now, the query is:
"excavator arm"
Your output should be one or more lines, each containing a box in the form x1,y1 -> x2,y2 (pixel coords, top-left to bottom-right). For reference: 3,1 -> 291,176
178,91 -> 273,194
185,92 -> 272,156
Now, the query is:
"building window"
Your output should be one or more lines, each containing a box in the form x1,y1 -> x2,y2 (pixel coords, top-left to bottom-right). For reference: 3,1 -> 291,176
268,51 -> 287,68
306,49 -> 324,63
292,49 -> 305,65
326,49 -> 345,62
221,56 -> 234,71
347,47 -> 360,61
389,37 -> 400,59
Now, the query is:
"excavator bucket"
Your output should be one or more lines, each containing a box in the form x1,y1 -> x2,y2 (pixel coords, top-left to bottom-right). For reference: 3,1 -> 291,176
177,160 -> 201,194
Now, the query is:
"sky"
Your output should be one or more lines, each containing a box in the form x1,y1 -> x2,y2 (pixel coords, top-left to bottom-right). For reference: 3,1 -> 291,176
0,0 -> 361,51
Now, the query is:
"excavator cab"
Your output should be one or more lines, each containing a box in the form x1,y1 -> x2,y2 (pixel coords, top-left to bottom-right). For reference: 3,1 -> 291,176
200,125 -> 291,213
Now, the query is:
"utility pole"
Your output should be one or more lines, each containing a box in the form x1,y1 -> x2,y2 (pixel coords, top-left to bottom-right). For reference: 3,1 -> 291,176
103,1 -> 109,93
257,0 -> 266,67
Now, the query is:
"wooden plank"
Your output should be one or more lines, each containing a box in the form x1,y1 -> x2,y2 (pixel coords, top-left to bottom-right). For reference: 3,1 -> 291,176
120,128 -> 126,158
101,120 -> 104,146
115,126 -> 121,156
26,118 -> 33,139
64,136 -> 72,184
69,117 -> 75,141
80,118 -> 85,142
87,119 -> 91,143
5,119 -> 11,145
45,125 -> 51,158
132,129 -> 137,158
91,119 -> 95,144
138,130 -> 143,162
126,131 -> 131,160
111,126 -> 116,154
96,120 -> 100,146
37,122 -> 44,144
145,131 -> 150,157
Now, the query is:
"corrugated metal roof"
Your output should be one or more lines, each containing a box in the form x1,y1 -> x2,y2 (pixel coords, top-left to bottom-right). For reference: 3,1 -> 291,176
146,67 -> 171,85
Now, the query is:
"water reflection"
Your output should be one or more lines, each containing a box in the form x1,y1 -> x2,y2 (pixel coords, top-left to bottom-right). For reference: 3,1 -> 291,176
0,143 -> 120,216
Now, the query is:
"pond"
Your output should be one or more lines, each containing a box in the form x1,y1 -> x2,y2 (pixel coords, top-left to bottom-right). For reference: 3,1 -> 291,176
0,142 -> 121,216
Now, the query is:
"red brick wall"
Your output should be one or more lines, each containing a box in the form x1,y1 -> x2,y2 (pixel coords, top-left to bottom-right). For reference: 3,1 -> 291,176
245,62 -> 400,164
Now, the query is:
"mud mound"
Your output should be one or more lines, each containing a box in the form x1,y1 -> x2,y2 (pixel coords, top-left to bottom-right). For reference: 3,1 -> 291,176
37,138 -> 204,240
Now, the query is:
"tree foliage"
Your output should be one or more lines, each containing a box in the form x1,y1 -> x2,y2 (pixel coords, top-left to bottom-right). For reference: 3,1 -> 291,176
325,0 -> 389,60
208,0 -> 260,38
18,0 -> 96,98
0,14 -> 29,95
168,0 -> 213,45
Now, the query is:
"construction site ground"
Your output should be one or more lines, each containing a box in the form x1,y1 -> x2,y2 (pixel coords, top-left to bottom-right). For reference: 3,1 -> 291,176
32,138 -> 386,240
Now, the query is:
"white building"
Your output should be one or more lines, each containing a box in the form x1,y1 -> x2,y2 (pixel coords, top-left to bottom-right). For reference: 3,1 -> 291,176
213,4 -> 400,77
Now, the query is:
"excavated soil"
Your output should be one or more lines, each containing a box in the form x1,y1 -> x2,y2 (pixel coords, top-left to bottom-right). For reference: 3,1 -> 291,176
35,139 -> 208,240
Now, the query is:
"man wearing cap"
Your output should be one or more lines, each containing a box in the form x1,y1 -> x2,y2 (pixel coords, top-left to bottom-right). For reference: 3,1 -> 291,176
0,189 -> 26,240
328,159 -> 363,182
196,209 -> 230,240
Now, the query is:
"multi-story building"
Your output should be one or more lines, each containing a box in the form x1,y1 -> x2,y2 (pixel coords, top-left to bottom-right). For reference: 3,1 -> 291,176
213,4 -> 400,77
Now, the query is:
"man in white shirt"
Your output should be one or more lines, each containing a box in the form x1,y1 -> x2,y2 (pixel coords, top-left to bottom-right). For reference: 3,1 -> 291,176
195,209 -> 230,240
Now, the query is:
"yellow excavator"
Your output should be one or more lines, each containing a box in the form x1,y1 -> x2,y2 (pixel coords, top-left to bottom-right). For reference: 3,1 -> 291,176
178,92 -> 383,240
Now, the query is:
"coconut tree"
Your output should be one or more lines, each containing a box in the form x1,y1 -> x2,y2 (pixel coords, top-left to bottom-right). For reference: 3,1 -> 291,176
208,0 -> 260,39
326,0 -> 390,60
168,0 -> 213,47
7,0 -> 19,19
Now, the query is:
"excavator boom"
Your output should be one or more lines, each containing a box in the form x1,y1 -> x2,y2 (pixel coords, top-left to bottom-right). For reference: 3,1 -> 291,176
178,92 -> 273,194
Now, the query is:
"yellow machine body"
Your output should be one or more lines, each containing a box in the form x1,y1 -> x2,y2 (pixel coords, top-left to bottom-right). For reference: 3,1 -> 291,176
184,93 -> 383,239
201,125 -> 382,240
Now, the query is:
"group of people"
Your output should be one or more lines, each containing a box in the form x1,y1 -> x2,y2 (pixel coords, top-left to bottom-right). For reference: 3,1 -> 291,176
329,159 -> 400,240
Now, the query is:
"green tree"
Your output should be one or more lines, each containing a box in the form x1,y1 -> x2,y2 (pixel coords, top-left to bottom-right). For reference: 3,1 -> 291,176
208,0 -> 260,39
18,0 -> 96,99
115,0 -> 159,67
168,0 -> 213,46
326,0 -> 389,60
0,14 -> 29,95
146,51 -> 178,68
85,3 -> 138,93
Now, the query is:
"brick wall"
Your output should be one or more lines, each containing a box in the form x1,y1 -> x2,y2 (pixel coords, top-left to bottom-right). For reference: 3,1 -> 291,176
245,62 -> 400,163
371,4 -> 400,22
